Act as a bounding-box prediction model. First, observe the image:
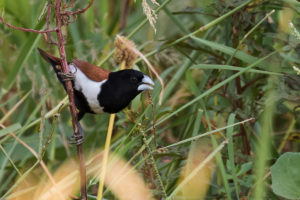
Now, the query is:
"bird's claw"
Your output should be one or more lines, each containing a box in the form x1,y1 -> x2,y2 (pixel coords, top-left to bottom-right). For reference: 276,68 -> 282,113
68,133 -> 84,145
58,72 -> 76,81
68,122 -> 85,145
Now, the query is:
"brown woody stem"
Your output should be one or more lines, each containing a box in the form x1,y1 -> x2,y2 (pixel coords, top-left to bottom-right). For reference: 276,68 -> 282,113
54,0 -> 87,199
0,16 -> 57,33
62,0 -> 95,15
2,0 -> 97,198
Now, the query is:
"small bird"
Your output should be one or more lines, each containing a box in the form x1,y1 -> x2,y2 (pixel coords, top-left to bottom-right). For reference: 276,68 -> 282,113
38,48 -> 154,143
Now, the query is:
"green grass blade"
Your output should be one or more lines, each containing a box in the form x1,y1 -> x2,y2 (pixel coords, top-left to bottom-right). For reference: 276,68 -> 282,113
253,79 -> 277,199
191,64 -> 282,76
191,36 -> 269,69
153,51 -> 277,129
0,123 -> 22,137
226,114 -> 240,200
2,21 -> 44,93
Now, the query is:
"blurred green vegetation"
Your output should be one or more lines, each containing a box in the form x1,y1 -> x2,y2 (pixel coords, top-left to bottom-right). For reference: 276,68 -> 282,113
1,0 -> 300,199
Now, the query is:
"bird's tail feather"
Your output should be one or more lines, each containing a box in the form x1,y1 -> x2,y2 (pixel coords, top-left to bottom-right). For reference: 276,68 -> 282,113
38,48 -> 61,66
37,48 -> 70,90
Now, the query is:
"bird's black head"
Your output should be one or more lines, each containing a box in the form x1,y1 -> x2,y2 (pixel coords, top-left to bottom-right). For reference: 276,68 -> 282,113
98,69 -> 154,113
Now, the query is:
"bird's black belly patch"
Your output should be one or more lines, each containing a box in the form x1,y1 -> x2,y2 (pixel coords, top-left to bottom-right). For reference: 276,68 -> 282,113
74,89 -> 95,115
98,86 -> 138,114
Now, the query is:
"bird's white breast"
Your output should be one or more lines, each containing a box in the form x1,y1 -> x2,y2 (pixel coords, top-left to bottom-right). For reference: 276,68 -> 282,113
70,64 -> 106,114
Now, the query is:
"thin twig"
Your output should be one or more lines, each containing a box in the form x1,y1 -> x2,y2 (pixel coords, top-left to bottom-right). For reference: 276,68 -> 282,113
0,144 -> 22,177
142,150 -> 156,189
120,0 -> 130,30
44,1 -> 57,45
147,92 -> 157,147
142,132 -> 167,199
0,124 -> 64,200
0,91 -> 31,124
20,96 -> 68,133
1,0 -> 95,198
62,0 -> 95,15
156,117 -> 254,151
241,76 -> 265,92
0,16 -> 57,33
41,113 -> 60,158
54,0 -> 87,199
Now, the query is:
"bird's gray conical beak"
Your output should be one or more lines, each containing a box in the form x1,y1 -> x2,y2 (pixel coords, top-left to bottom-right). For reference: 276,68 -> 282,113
138,75 -> 155,91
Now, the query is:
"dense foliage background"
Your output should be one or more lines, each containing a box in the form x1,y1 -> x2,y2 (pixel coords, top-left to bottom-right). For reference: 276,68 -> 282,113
1,0 -> 300,199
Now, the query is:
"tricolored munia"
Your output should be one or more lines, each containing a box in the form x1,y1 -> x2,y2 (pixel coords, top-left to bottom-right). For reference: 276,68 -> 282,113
38,48 -> 154,143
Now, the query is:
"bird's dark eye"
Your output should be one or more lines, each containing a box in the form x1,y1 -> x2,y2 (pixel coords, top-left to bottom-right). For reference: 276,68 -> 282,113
130,76 -> 138,83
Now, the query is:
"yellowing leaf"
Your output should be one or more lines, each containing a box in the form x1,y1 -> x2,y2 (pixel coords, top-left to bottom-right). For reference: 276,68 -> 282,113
175,139 -> 216,200
279,5 -> 294,33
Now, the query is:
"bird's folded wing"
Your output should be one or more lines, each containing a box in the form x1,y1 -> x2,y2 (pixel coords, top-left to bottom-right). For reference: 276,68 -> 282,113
71,59 -> 110,82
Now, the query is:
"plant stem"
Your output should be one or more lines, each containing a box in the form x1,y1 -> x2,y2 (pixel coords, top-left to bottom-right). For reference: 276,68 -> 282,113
54,0 -> 87,199
97,114 -> 116,200
142,132 -> 167,199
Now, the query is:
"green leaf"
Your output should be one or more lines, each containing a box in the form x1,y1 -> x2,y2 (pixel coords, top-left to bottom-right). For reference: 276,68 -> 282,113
191,64 -> 282,76
271,152 -> 300,199
237,162 -> 253,176
0,94 -> 18,109
191,36 -> 270,69
0,0 -> 4,9
0,123 -> 21,137
2,20 -> 44,93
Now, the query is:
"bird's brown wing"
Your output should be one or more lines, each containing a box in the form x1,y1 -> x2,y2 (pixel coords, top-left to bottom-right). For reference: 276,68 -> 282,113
72,59 -> 110,82
38,48 -> 110,82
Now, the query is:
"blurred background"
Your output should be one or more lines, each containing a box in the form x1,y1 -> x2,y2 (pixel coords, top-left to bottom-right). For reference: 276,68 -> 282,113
1,0 -> 300,199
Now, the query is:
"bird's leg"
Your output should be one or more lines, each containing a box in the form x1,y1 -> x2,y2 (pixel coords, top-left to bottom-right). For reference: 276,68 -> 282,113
68,121 -> 85,145
57,71 -> 76,81
59,68 -> 81,144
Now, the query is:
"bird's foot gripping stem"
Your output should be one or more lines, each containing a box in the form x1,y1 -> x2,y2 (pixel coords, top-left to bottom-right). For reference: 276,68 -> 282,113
69,134 -> 84,145
68,122 -> 85,145
57,71 -> 76,82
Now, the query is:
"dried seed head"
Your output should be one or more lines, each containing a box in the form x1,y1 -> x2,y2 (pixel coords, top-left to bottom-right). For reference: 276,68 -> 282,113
115,35 -> 165,105
61,15 -> 70,26
293,66 -> 300,75
114,35 -> 138,68
141,0 -> 159,33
